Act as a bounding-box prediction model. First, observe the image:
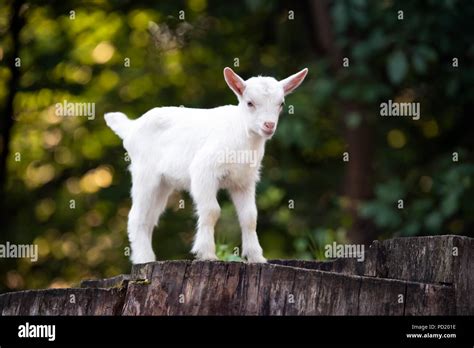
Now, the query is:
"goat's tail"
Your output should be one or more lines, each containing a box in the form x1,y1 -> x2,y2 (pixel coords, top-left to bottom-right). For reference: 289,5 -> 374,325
104,112 -> 132,139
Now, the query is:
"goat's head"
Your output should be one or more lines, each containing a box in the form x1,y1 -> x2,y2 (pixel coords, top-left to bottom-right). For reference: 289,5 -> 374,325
224,67 -> 308,138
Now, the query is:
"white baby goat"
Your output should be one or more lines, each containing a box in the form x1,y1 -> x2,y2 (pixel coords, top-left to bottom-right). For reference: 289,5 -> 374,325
105,67 -> 308,264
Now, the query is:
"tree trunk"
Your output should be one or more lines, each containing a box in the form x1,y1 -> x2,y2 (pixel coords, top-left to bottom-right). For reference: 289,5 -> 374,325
307,0 -> 375,244
1,235 -> 471,315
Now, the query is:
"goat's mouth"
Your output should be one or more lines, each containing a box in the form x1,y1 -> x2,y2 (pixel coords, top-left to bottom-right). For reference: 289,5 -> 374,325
260,128 -> 274,137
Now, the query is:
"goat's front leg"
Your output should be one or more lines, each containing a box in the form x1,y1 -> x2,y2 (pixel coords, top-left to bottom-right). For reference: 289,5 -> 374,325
230,185 -> 266,263
190,176 -> 220,261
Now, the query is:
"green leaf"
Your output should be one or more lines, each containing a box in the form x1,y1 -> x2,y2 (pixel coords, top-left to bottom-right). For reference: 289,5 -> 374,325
293,238 -> 308,252
375,179 -> 405,203
345,111 -> 362,129
387,50 -> 408,84
332,2 -> 348,33
446,79 -> 459,97
402,221 -> 421,236
417,45 -> 437,62
412,198 -> 433,215
359,202 -> 379,218
367,29 -> 387,51
425,212 -> 443,232
441,193 -> 459,217
412,53 -> 427,74
339,84 -> 360,100
353,42 -> 371,61
374,205 -> 402,228
313,78 -> 334,102
351,0 -> 367,8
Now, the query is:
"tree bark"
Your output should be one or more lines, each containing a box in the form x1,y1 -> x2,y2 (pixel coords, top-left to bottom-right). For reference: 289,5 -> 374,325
1,235 -> 471,315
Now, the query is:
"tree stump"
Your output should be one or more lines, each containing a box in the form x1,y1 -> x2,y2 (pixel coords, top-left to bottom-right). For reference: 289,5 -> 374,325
0,235 -> 472,315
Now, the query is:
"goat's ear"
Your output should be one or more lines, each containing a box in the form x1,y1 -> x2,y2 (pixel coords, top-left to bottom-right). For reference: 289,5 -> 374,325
224,67 -> 246,97
280,68 -> 308,96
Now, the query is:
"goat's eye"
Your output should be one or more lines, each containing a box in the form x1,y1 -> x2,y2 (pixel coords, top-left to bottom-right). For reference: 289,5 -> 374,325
247,101 -> 254,108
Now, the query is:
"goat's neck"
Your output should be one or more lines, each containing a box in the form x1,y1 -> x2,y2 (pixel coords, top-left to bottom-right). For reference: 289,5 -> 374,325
247,132 -> 266,151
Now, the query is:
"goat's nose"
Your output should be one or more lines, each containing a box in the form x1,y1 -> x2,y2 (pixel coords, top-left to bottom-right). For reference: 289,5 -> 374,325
264,122 -> 275,130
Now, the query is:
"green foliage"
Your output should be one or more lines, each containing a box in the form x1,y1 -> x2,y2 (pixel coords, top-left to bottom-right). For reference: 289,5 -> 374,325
361,160 -> 474,237
387,50 -> 408,85
216,244 -> 243,262
294,227 -> 348,261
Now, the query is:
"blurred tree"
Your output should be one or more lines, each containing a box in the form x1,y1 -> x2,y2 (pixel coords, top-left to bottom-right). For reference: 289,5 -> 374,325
308,0 -> 375,244
0,0 -> 24,224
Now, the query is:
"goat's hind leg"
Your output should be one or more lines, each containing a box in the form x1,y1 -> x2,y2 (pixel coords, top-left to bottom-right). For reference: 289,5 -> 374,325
128,174 -> 171,264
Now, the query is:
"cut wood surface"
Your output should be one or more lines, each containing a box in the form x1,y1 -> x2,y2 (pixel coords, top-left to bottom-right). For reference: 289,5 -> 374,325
0,235 -> 472,315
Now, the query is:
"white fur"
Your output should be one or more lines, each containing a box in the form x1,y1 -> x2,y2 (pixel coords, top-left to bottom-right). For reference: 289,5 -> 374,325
105,67 -> 308,264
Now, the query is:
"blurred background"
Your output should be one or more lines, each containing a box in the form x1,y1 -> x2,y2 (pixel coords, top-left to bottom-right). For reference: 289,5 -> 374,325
0,0 -> 473,292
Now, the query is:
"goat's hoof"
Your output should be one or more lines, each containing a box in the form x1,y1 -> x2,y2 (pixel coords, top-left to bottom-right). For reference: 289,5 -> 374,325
132,255 -> 156,265
245,255 -> 267,263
